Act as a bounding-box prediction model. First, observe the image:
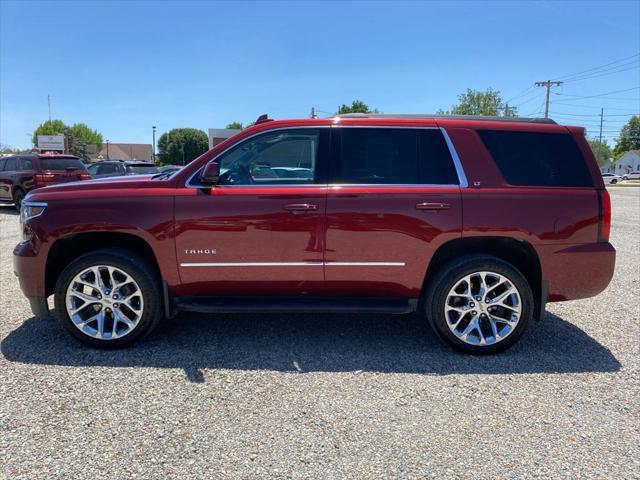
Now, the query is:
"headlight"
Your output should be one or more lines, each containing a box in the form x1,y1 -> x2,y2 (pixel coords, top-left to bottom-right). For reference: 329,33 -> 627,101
20,201 -> 47,224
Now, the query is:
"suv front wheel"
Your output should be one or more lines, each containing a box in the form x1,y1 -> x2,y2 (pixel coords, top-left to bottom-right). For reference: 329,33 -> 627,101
54,249 -> 163,348
425,255 -> 533,354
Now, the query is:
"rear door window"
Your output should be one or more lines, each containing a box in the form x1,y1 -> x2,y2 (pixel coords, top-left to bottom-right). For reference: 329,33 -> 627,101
19,158 -> 34,170
332,128 -> 458,185
4,158 -> 17,171
478,130 -> 593,187
39,157 -> 85,171
96,163 -> 119,175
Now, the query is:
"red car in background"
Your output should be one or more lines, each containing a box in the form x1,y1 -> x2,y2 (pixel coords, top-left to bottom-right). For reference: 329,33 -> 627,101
0,153 -> 91,210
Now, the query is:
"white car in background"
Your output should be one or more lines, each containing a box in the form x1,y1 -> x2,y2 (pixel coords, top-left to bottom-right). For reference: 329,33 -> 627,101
601,173 -> 622,184
622,171 -> 640,180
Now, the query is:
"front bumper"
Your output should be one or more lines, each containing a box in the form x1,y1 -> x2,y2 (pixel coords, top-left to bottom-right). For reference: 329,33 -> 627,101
13,240 -> 49,318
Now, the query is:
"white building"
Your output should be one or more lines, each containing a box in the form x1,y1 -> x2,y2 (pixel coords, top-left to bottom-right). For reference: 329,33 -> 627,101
208,128 -> 241,149
614,150 -> 640,174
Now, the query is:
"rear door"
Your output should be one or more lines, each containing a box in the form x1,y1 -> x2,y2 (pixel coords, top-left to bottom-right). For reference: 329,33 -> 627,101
324,126 -> 463,298
174,127 -> 330,296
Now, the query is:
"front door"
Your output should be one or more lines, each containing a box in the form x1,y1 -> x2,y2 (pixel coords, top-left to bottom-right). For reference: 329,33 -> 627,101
324,126 -> 463,298
174,128 -> 329,296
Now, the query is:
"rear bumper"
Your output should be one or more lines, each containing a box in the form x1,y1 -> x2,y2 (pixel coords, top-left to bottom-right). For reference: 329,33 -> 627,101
537,242 -> 616,302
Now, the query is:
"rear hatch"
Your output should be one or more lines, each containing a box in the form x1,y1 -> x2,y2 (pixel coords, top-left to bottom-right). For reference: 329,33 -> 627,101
36,157 -> 89,184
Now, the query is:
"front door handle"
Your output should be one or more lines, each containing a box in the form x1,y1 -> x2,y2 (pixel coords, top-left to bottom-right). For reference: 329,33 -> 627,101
284,203 -> 319,212
415,202 -> 450,211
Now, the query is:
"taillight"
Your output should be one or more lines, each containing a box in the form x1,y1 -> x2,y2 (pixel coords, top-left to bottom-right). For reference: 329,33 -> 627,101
597,189 -> 611,243
33,173 -> 55,185
80,174 -> 92,180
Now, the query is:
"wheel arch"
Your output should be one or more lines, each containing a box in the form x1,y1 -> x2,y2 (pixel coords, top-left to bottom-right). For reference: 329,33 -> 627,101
45,231 -> 162,297
422,236 -> 543,316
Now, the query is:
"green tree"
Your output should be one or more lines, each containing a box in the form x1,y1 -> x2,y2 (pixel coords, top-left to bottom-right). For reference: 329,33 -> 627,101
441,88 -> 517,117
226,122 -> 244,129
337,100 -> 379,114
32,119 -> 103,160
32,119 -> 66,146
157,128 -> 209,165
588,140 -> 613,167
70,123 -> 104,151
614,115 -> 640,158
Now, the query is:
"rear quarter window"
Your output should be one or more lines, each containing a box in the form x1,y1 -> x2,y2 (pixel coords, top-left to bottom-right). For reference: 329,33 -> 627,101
478,130 -> 593,187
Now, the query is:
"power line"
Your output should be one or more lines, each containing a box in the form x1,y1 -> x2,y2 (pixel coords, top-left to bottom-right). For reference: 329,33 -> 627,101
552,86 -> 640,99
563,65 -> 640,83
554,53 -> 640,81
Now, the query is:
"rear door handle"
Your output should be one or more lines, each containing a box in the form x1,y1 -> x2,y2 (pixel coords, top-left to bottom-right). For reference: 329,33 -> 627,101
284,203 -> 319,212
415,202 -> 450,211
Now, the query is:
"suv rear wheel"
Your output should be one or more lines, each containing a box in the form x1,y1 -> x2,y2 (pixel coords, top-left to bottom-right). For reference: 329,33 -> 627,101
54,249 -> 163,348
425,255 -> 533,354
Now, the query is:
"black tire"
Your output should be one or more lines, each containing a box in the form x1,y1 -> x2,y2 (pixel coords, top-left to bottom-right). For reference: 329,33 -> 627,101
424,254 -> 534,354
611,179 -> 617,184
54,248 -> 163,348
12,188 -> 25,211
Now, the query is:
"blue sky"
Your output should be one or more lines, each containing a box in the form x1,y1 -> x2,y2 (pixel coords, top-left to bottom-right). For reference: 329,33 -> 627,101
1,0 -> 638,149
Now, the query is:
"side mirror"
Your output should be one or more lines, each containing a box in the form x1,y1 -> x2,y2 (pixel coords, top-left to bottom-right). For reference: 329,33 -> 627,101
200,160 -> 220,186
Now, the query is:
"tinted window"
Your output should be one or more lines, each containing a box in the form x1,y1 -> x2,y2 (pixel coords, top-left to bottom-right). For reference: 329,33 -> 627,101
333,128 -> 458,185
216,129 -> 319,185
5,158 -> 17,171
478,131 -> 593,187
0,158 -> 6,171
20,158 -> 34,170
96,163 -> 119,175
126,164 -> 158,174
39,158 -> 85,171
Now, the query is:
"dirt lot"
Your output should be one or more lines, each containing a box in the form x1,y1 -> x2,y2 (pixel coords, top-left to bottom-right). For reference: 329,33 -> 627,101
1,188 -> 638,479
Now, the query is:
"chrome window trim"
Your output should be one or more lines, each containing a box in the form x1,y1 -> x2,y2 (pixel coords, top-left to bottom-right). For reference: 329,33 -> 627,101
439,127 -> 468,188
184,124 -> 468,189
180,261 -> 405,268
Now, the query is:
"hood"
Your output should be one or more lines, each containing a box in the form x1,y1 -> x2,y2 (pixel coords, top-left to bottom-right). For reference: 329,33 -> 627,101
25,175 -> 158,201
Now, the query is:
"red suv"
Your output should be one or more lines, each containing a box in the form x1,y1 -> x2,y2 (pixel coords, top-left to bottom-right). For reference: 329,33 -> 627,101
12,115 -> 615,353
0,153 -> 90,210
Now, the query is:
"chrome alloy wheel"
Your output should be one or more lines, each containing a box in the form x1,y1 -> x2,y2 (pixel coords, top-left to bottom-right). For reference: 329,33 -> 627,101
65,265 -> 144,340
444,271 -> 522,346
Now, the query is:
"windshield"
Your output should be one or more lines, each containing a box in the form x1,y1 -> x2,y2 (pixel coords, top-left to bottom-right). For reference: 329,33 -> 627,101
126,164 -> 158,174
39,158 -> 85,171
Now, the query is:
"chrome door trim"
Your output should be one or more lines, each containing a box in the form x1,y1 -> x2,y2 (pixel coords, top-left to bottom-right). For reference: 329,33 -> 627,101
439,127 -> 469,188
180,261 -> 405,268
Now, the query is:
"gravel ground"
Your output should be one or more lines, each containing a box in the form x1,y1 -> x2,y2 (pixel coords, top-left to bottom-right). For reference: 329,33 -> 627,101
1,188 -> 638,479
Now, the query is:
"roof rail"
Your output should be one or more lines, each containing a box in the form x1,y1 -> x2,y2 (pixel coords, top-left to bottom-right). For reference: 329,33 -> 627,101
333,113 -> 557,125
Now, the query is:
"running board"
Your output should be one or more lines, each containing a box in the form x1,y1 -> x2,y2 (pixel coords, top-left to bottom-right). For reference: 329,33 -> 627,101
174,296 -> 418,315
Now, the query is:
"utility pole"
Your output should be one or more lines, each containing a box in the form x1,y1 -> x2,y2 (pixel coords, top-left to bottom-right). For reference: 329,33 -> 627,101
534,80 -> 564,118
599,108 -> 604,144
47,94 -> 51,121
152,126 -> 157,163
106,140 -> 110,160
310,107 -> 317,119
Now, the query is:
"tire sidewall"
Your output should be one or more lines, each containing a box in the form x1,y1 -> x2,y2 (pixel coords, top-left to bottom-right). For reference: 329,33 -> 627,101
426,255 -> 534,354
54,250 -> 161,348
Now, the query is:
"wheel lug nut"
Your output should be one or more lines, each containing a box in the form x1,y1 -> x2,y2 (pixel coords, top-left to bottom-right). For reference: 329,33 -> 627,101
469,302 -> 475,308
475,296 -> 481,301
471,311 -> 477,316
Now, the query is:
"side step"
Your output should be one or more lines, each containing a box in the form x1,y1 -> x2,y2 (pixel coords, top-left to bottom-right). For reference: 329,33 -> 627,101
174,296 -> 418,315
